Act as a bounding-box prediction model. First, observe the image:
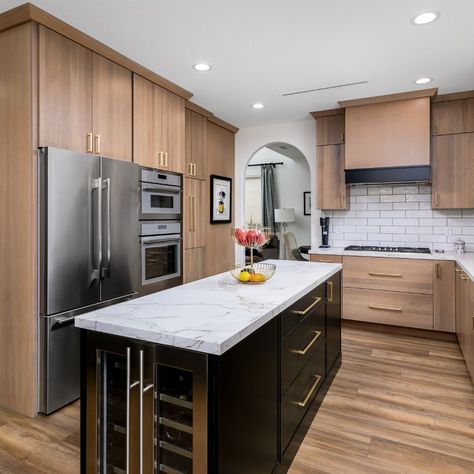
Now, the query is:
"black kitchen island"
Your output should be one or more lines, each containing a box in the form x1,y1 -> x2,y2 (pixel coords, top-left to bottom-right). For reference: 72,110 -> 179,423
76,261 -> 342,473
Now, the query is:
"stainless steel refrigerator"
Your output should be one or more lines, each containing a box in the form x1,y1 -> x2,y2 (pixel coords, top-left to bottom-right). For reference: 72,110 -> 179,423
38,147 -> 139,414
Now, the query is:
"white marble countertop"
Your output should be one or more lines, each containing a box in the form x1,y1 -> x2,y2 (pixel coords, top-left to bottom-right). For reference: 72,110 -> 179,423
308,248 -> 474,280
75,260 -> 341,355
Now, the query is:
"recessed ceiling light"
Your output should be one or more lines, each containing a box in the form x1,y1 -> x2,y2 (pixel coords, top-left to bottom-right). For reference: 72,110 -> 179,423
412,11 -> 439,25
252,103 -> 265,109
414,77 -> 433,85
193,63 -> 211,72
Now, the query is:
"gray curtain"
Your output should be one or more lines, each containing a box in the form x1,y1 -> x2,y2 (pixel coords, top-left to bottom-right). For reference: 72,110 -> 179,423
261,164 -> 277,232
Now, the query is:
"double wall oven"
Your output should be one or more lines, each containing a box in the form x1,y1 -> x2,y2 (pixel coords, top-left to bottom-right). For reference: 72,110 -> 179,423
139,168 -> 183,294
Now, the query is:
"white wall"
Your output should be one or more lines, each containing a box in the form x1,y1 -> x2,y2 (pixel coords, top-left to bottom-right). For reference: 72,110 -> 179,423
235,119 -> 319,261
245,148 -> 311,246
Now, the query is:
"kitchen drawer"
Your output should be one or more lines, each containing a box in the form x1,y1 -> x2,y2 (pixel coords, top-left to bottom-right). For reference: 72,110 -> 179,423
281,343 -> 325,454
343,287 -> 434,329
309,254 -> 343,264
343,256 -> 433,294
281,284 -> 326,338
281,303 -> 325,394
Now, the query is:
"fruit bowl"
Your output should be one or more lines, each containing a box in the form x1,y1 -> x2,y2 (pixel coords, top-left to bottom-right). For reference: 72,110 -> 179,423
229,263 -> 276,284
232,226 -> 272,249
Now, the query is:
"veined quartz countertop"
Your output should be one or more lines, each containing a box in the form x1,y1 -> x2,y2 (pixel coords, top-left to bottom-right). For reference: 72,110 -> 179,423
308,248 -> 474,280
75,260 -> 341,355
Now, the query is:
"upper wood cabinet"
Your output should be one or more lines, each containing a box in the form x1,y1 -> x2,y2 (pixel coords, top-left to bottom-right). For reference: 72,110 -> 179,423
316,114 -> 345,146
184,178 -> 207,250
39,26 -> 132,161
316,144 -> 347,210
432,98 -> 474,136
345,98 -> 430,169
133,74 -> 185,173
92,54 -> 132,161
39,26 -> 92,154
432,133 -> 474,209
185,109 -> 207,180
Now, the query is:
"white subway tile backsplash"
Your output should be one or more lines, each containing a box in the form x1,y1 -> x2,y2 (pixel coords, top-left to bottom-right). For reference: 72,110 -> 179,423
323,184 -> 474,248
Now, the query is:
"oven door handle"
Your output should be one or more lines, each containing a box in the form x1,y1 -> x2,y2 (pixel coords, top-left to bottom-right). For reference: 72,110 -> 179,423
142,238 -> 182,246
141,185 -> 181,194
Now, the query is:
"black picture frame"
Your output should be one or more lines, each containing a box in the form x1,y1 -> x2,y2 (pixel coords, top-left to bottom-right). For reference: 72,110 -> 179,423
210,175 -> 232,224
303,192 -> 311,216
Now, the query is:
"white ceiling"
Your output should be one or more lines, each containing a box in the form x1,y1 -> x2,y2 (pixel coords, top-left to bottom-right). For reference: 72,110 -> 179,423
2,0 -> 474,128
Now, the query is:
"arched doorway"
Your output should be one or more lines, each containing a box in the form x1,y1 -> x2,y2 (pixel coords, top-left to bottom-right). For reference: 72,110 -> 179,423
243,142 -> 312,260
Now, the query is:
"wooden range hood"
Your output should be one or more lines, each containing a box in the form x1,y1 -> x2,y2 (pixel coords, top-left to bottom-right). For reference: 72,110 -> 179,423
340,88 -> 437,184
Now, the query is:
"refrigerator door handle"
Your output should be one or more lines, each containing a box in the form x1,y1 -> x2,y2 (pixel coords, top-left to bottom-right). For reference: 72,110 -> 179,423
101,178 -> 111,279
91,177 -> 102,284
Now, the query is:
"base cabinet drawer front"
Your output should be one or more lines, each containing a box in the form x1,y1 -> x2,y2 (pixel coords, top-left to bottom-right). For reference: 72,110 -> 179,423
281,304 -> 325,394
281,284 -> 326,338
343,256 -> 433,294
309,254 -> 343,263
281,344 -> 325,454
344,288 -> 433,329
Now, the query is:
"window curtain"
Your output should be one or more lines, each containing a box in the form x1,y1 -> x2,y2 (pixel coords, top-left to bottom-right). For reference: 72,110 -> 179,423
261,164 -> 277,233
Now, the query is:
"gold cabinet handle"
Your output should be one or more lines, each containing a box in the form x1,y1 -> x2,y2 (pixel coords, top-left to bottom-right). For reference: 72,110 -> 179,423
461,275 -> 470,280
327,281 -> 333,303
192,196 -> 196,232
436,263 -> 441,279
188,196 -> 193,231
455,268 -> 463,273
292,331 -> 322,355
368,272 -> 402,278
291,297 -> 322,316
433,192 -> 440,208
369,304 -> 402,312
294,375 -> 322,407
94,134 -> 101,154
193,163 -> 197,176
188,162 -> 194,176
163,152 -> 168,168
87,133 -> 93,153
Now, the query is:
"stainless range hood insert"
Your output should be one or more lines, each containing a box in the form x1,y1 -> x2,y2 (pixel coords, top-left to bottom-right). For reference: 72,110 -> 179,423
345,165 -> 431,185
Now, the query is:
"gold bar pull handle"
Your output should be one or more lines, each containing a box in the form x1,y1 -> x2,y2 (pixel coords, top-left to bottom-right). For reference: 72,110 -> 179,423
193,163 -> 197,176
291,297 -> 322,316
436,263 -> 441,279
192,196 -> 196,232
368,272 -> 402,278
295,375 -> 322,407
87,133 -> 93,153
94,134 -> 101,154
163,152 -> 169,168
461,275 -> 470,280
292,331 -> 322,355
369,304 -> 402,312
188,162 -> 193,176
455,268 -> 463,273
188,196 -> 193,232
327,281 -> 334,303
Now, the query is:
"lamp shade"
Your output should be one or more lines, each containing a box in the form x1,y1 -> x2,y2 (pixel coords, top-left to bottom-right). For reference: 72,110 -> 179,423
274,208 -> 295,224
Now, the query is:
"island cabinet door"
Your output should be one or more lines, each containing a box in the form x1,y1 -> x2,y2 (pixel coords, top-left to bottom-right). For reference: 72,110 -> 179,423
326,271 -> 342,373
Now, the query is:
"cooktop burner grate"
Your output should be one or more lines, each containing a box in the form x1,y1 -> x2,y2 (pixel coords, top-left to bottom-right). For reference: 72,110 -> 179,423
344,245 -> 431,254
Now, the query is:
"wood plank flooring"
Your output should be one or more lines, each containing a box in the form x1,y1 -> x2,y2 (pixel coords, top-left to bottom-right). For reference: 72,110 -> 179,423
0,322 -> 472,473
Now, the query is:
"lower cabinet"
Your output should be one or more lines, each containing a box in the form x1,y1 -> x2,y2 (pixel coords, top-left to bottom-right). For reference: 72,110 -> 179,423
82,273 -> 342,473
183,247 -> 206,283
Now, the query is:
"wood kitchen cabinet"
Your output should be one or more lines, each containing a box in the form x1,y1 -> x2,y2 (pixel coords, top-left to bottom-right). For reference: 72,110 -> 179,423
432,133 -> 474,208
433,260 -> 456,332
183,247 -> 206,283
432,98 -> 474,135
316,113 -> 345,146
39,26 -> 133,161
133,74 -> 185,172
316,144 -> 347,210
309,254 -> 343,264
184,178 -> 206,249
469,280 -> 474,381
185,109 -> 207,179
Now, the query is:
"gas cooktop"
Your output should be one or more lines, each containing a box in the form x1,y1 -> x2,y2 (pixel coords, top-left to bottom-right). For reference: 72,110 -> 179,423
344,245 -> 431,254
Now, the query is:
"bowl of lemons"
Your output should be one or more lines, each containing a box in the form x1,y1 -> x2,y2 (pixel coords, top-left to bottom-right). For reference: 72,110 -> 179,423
229,263 -> 276,284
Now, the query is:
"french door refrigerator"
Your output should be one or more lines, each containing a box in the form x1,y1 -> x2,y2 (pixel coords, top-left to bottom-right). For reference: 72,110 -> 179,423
39,147 -> 140,414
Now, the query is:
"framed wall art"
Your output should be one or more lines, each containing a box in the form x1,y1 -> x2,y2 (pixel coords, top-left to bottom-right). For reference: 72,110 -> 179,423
210,175 -> 232,224
304,191 -> 311,216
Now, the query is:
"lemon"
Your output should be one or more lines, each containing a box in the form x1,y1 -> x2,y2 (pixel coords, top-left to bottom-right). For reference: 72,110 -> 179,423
239,271 -> 250,282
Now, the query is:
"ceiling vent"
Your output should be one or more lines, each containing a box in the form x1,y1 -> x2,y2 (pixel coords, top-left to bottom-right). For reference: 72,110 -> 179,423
281,80 -> 368,97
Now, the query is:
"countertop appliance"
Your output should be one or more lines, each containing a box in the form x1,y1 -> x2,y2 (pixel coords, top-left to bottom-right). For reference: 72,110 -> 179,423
344,245 -> 431,254
319,217 -> 330,248
140,168 -> 181,220
38,147 -> 139,414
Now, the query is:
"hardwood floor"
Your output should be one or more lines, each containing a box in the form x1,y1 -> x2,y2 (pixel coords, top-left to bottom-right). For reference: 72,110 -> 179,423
0,322 -> 472,473
289,322 -> 474,474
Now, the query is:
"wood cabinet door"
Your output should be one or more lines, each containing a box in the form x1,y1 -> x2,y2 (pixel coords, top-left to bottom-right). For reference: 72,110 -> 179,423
184,178 -> 206,249
133,74 -> 162,168
316,114 -> 345,146
432,99 -> 474,136
92,54 -> 132,161
316,144 -> 347,210
432,133 -> 474,209
162,89 -> 185,173
39,26 -> 93,153
433,261 -> 456,332
185,109 -> 207,179
183,247 -> 206,283
469,280 -> 474,381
